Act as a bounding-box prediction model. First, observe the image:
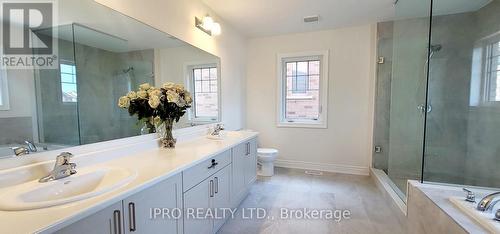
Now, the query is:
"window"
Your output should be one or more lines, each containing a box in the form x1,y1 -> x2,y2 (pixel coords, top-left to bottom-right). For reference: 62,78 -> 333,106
60,63 -> 77,103
189,64 -> 219,122
277,51 -> 329,128
485,40 -> 500,102
0,69 -> 9,110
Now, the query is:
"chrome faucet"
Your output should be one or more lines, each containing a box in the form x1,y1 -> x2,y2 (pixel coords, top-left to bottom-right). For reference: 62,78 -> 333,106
39,152 -> 77,183
11,146 -> 30,156
11,140 -> 38,156
477,191 -> 500,212
210,124 -> 225,136
24,140 -> 37,152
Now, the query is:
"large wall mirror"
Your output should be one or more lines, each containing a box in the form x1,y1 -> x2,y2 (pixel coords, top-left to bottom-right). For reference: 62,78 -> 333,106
0,0 -> 220,158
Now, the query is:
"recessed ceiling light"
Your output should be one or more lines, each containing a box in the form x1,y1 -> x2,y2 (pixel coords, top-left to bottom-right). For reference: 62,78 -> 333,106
303,15 -> 320,23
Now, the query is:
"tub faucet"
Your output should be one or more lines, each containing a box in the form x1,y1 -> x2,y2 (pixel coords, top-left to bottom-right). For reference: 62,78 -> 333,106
477,191 -> 500,212
39,152 -> 77,183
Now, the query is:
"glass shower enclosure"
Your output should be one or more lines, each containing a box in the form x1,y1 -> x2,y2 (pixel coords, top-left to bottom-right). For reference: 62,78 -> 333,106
33,24 -> 155,147
373,0 -> 500,200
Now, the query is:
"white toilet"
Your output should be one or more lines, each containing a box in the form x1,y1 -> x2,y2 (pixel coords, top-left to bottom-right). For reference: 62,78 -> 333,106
257,148 -> 278,176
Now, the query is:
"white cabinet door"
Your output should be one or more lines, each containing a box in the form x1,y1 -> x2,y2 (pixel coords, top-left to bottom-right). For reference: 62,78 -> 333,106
244,138 -> 257,186
55,201 -> 123,234
231,143 -> 246,206
212,165 -> 231,232
123,174 -> 183,234
183,178 -> 212,234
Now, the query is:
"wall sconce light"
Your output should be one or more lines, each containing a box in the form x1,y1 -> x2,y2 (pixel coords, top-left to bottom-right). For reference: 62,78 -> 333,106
195,15 -> 221,36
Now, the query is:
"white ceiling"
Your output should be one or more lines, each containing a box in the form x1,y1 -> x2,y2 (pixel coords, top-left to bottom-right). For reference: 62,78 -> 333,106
53,0 -> 186,52
202,0 -> 492,38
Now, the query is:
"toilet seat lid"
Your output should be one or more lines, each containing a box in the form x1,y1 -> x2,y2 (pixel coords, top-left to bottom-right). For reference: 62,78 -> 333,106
258,148 -> 278,154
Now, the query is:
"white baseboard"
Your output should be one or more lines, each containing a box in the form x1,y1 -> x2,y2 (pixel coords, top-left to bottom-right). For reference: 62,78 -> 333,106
274,159 -> 369,176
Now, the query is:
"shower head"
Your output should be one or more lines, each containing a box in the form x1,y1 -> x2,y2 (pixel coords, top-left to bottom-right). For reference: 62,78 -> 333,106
430,44 -> 442,52
123,66 -> 134,73
428,44 -> 442,59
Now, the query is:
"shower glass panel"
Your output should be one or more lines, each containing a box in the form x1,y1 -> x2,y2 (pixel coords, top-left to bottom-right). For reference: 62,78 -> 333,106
34,25 -> 80,146
424,0 -> 500,188
34,24 -> 155,146
373,0 -> 431,199
72,24 -> 154,145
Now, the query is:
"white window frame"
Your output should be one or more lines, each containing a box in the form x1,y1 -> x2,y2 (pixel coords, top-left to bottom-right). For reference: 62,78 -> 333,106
184,60 -> 221,124
59,61 -> 78,104
0,69 -> 10,111
473,32 -> 500,107
277,50 -> 329,128
483,35 -> 500,104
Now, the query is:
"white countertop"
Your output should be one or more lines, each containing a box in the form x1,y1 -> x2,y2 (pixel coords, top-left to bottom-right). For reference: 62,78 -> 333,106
0,131 -> 258,234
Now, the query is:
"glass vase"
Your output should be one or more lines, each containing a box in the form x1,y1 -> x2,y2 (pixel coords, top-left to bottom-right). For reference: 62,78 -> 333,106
156,118 -> 176,148
140,119 -> 156,135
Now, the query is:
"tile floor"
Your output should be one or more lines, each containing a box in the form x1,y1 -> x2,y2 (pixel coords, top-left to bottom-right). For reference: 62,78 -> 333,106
218,167 -> 407,234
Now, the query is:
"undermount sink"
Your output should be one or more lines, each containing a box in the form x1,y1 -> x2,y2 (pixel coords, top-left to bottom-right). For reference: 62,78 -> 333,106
0,166 -> 137,211
207,131 -> 229,140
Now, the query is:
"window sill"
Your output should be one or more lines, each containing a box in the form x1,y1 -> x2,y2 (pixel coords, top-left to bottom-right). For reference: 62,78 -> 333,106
277,121 -> 327,129
286,95 -> 313,100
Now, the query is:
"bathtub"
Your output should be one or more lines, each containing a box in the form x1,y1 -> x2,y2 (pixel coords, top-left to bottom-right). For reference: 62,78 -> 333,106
450,195 -> 500,233
0,143 -> 70,158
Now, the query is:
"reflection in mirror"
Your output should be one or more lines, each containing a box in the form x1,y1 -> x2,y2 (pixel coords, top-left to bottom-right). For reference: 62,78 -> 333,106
0,0 -> 220,158
155,46 -> 221,127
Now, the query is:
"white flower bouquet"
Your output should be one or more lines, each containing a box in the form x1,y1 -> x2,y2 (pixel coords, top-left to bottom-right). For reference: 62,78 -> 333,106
118,82 -> 192,148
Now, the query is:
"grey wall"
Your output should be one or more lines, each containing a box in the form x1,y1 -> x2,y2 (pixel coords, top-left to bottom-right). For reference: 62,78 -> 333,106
463,0 -> 500,188
75,45 -> 154,145
426,0 -> 500,188
424,12 -> 476,184
0,117 -> 33,144
37,35 -> 80,146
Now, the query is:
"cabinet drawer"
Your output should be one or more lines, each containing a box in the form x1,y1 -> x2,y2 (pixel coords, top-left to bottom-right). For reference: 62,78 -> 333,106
183,150 -> 231,192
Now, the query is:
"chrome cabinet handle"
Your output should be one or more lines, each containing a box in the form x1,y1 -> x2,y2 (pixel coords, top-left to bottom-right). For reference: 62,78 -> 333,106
128,202 -> 136,232
113,210 -> 122,234
245,142 -> 250,155
208,159 -> 218,169
209,180 -> 214,197
214,177 -> 218,194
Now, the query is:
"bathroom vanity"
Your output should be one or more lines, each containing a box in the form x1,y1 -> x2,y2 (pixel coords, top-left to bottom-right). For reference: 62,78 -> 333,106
0,130 -> 258,234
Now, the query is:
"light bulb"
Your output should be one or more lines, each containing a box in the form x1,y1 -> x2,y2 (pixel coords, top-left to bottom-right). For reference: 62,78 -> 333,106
212,23 -> 221,36
202,16 -> 214,30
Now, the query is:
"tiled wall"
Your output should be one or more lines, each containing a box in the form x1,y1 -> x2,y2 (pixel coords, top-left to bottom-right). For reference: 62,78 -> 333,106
74,42 -> 154,145
463,0 -> 500,188
423,12 -> 475,185
0,117 -> 32,145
